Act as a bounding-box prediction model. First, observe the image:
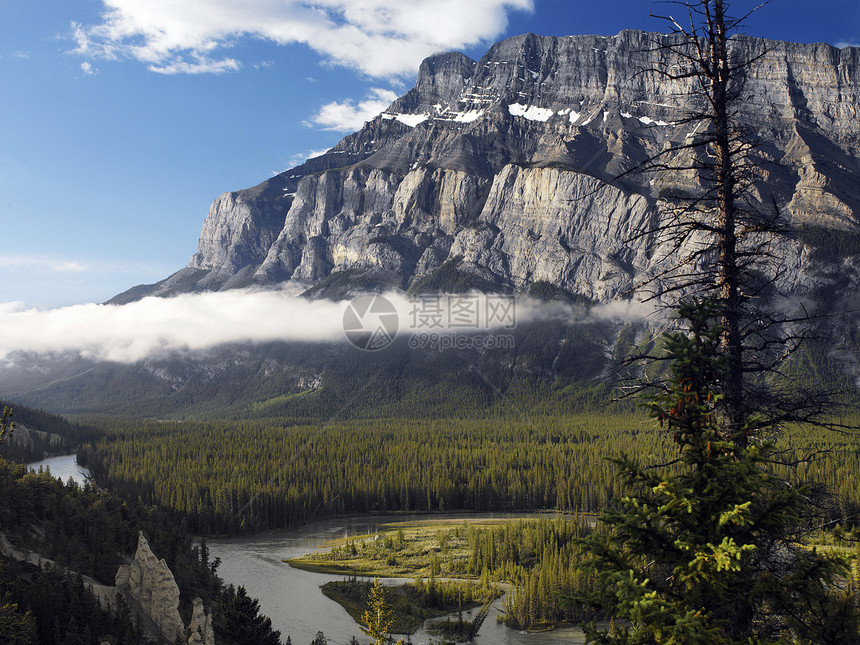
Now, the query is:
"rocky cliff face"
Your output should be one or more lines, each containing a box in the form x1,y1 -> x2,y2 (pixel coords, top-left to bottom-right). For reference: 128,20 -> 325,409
116,532 -> 215,645
114,30 -> 860,303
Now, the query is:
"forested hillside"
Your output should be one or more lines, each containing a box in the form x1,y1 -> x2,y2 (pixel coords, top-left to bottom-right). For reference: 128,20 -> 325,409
0,401 -> 98,463
0,456 -> 279,645
79,413 -> 860,535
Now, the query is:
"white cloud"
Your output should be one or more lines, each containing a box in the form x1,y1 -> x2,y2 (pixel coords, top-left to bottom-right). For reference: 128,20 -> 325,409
0,302 -> 28,315
149,56 -> 240,75
0,288 -> 351,362
836,40 -> 860,49
587,299 -> 659,323
0,288 -> 570,363
312,87 -> 397,131
70,0 -> 534,77
80,61 -> 97,75
286,147 -> 332,168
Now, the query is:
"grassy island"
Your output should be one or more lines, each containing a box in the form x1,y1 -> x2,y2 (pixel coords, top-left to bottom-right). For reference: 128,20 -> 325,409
287,517 -> 517,578
288,516 -> 594,631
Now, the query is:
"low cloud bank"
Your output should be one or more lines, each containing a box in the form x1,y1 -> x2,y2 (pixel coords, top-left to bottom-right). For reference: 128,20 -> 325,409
587,299 -> 658,323
0,288 -> 607,364
0,289 -> 349,363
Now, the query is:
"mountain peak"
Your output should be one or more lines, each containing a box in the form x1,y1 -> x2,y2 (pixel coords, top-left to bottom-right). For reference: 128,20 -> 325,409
115,29 -> 860,302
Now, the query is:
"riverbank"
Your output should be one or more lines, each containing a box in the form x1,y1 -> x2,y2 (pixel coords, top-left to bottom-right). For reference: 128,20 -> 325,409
207,512 -> 589,644
287,515 -> 594,635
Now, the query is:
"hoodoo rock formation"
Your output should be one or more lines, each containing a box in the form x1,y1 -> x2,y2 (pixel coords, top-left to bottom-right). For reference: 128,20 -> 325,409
116,532 -> 215,645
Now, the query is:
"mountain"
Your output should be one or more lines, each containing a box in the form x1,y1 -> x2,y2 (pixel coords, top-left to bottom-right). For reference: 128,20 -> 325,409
111,29 -> 860,305
6,30 -> 858,418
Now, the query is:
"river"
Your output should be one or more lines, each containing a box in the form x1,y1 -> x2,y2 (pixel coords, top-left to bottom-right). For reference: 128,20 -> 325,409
26,456 -> 586,644
207,514 -> 587,645
26,453 -> 91,486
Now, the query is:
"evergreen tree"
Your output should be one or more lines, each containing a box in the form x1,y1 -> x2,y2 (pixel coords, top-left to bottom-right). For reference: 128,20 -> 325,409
0,597 -> 37,645
359,579 -> 394,645
619,0 -> 850,437
216,585 -> 281,645
63,615 -> 83,645
0,406 -> 12,444
577,0 -> 859,640
578,300 -> 858,643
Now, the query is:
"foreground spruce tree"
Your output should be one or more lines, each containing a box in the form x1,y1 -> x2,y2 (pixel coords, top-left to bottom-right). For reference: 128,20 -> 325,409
579,300 -> 858,643
577,0 -> 860,638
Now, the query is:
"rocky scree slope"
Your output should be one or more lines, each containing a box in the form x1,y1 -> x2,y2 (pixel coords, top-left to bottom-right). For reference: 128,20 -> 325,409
114,30 -> 860,304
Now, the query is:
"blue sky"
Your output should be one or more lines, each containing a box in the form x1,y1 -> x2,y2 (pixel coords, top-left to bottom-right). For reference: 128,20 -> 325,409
1,0 -> 858,308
